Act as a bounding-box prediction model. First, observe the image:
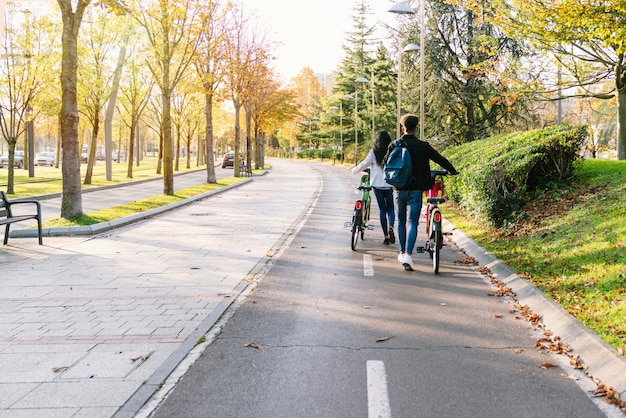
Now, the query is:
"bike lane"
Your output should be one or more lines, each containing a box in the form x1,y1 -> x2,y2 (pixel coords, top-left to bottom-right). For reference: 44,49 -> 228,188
148,163 -> 624,417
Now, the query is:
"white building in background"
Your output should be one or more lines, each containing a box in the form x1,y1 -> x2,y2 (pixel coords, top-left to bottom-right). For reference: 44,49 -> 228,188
317,72 -> 335,96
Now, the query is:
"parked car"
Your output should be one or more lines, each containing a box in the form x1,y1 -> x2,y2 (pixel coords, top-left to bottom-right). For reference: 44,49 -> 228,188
222,153 -> 235,168
0,150 -> 24,168
35,152 -> 56,167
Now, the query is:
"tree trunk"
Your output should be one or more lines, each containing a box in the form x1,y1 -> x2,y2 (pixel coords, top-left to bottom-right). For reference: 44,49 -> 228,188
127,115 -> 137,178
618,92 -> 626,160
156,131 -> 163,175
245,107 -> 252,172
174,122 -> 181,172
186,134 -> 191,169
204,91 -> 216,183
5,141 -> 17,194
197,135 -> 205,166
161,87 -> 174,194
105,29 -> 129,181
233,99 -> 241,178
84,114 -> 99,185
59,3 -> 85,219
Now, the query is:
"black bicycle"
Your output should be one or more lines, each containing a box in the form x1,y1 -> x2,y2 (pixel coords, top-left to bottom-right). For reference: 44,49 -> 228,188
345,169 -> 373,251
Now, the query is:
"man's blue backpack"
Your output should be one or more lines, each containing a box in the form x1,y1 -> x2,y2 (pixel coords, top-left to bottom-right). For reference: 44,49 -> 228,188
384,140 -> 413,189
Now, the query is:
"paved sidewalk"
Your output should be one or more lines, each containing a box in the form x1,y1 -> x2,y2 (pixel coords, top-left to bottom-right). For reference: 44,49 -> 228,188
0,159 -> 321,417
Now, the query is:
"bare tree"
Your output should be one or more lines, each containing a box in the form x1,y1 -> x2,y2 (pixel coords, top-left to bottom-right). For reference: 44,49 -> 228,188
194,0 -> 228,183
56,0 -> 126,219
0,7 -> 56,193
223,4 -> 270,177
78,6 -> 125,185
132,0 -> 201,195
117,40 -> 153,178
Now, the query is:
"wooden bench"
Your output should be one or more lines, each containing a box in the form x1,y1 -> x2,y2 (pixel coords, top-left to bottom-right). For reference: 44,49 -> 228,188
0,191 -> 43,245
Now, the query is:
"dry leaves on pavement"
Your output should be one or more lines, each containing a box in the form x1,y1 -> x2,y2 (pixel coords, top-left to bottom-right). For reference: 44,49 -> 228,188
376,336 -> 394,343
244,342 -> 264,351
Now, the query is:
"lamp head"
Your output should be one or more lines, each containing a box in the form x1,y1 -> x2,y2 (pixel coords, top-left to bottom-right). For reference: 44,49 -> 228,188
388,3 -> 415,14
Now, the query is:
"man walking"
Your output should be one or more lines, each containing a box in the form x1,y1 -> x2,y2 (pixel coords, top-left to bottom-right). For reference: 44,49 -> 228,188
387,114 -> 459,271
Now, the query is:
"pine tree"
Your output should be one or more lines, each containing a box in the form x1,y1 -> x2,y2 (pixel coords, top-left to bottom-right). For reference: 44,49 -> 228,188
331,0 -> 395,162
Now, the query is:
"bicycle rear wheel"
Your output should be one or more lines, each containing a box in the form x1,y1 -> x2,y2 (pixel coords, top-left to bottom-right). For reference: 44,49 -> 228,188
433,230 -> 442,274
351,215 -> 360,251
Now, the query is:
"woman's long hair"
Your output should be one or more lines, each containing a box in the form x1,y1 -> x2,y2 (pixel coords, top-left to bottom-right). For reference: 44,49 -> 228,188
373,130 -> 392,166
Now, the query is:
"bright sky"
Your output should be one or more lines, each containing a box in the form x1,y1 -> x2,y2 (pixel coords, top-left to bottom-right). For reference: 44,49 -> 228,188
241,0 -> 397,84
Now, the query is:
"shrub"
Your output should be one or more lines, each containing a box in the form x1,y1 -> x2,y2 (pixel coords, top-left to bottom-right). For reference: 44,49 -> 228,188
442,125 -> 588,227
295,149 -> 335,160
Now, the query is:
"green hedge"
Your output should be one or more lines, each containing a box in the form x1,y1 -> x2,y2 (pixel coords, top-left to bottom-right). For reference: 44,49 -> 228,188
442,125 -> 588,227
295,149 -> 336,160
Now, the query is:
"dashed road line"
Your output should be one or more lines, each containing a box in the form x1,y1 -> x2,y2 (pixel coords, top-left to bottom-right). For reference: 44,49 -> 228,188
367,360 -> 391,418
363,254 -> 374,276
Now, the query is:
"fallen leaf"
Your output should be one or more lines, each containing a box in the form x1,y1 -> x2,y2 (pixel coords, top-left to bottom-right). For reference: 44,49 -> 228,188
570,354 -> 586,370
52,366 -> 69,373
514,349 -> 524,354
131,354 -> 151,362
493,314 -> 504,319
455,256 -> 478,265
376,336 -> 394,343
244,342 -> 264,351
375,257 -> 384,261
540,362 -> 557,369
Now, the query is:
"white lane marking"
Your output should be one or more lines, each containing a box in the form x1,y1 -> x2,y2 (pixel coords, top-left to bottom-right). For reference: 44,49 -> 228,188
367,360 -> 391,418
363,254 -> 374,276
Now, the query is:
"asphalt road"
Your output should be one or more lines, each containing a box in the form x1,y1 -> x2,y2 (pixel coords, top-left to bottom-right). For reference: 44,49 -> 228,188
148,162 -> 618,418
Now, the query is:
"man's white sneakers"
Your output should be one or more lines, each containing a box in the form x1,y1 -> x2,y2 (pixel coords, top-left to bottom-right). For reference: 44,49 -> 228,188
400,253 -> 413,271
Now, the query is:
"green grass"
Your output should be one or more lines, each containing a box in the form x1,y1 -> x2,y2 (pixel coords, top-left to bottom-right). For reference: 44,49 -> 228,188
445,158 -> 626,354
42,177 -> 243,228
0,158 -> 251,228
0,157 -> 204,198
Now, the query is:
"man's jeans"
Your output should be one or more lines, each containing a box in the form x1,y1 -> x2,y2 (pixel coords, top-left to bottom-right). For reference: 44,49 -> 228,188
394,190 -> 423,254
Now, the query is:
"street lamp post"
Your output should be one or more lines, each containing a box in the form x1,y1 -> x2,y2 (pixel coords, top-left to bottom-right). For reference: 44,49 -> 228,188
395,43 -> 419,138
329,106 -> 339,163
389,3 -> 424,140
354,77 -> 369,166
370,70 -> 376,140
342,94 -> 353,164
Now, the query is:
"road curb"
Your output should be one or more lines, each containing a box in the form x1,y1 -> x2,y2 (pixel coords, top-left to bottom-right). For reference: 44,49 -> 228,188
446,218 -> 626,401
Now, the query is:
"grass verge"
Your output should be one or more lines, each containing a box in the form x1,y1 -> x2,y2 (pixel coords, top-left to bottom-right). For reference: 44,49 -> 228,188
444,158 -> 626,355
42,177 -> 244,228
0,158 -> 207,198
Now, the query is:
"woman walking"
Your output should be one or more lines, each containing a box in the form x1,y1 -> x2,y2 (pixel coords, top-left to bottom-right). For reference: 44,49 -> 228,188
352,130 -> 396,244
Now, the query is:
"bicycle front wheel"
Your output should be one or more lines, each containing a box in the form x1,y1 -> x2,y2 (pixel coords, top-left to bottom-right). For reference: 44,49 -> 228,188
361,201 -> 370,240
351,215 -> 360,251
433,230 -> 442,274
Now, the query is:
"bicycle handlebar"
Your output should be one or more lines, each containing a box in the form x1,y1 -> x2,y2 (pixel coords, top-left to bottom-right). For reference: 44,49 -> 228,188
430,169 -> 450,178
